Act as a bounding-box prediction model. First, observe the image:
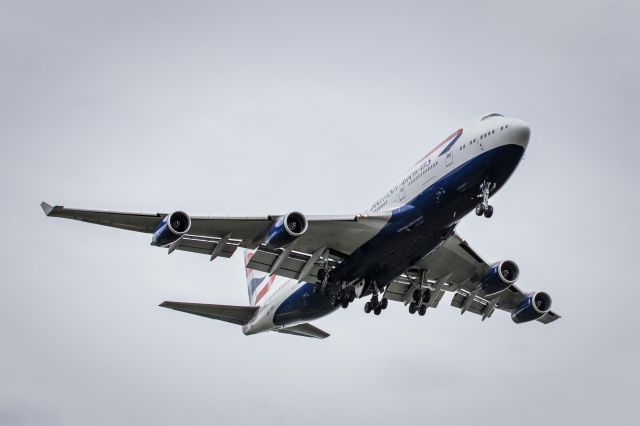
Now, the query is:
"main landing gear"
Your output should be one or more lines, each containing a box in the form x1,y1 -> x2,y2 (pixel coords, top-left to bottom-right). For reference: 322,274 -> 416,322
314,267 -> 331,295
331,286 -> 356,309
314,254 -> 334,295
408,288 -> 431,316
314,264 -> 357,308
364,292 -> 388,316
475,181 -> 495,218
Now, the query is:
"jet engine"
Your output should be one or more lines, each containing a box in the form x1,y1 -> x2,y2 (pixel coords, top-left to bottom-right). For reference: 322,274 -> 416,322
480,260 -> 519,296
511,292 -> 552,324
151,211 -> 191,247
264,212 -> 308,249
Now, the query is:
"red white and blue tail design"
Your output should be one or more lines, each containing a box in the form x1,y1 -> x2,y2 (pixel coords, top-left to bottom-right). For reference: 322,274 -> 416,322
244,249 -> 276,306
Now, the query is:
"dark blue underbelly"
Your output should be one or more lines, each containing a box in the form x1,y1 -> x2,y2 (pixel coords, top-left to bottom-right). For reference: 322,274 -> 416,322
273,144 -> 524,326
273,282 -> 339,326
333,144 -> 525,285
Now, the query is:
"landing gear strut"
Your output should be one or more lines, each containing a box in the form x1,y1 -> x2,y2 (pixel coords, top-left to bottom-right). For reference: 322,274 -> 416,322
364,286 -> 388,316
475,181 -> 495,218
314,253 -> 334,295
331,285 -> 356,308
408,288 -> 431,316
313,277 -> 330,295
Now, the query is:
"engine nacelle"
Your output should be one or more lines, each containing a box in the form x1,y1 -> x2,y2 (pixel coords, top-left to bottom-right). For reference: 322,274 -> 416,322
151,211 -> 191,247
511,292 -> 552,324
481,260 -> 519,296
264,211 -> 308,249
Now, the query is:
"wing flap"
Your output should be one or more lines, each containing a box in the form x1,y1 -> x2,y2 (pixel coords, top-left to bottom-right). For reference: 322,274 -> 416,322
172,235 -> 239,258
246,248 -> 310,279
246,247 -> 342,281
160,301 -> 258,325
451,292 -> 491,316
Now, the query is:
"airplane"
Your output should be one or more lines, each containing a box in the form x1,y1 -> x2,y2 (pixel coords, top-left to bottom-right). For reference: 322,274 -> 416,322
41,112 -> 560,339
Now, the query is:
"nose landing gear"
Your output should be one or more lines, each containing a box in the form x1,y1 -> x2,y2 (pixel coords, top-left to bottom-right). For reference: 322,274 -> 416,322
475,181 -> 495,218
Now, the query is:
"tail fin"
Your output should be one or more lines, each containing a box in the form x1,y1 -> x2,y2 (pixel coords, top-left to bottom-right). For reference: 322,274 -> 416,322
243,249 -> 275,306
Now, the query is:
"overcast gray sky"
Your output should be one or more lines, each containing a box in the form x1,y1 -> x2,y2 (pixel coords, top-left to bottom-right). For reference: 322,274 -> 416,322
1,0 -> 639,425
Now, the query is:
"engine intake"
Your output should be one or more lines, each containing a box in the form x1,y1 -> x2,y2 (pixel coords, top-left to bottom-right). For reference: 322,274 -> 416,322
511,292 -> 552,324
151,211 -> 191,247
265,211 -> 308,249
481,260 -> 519,296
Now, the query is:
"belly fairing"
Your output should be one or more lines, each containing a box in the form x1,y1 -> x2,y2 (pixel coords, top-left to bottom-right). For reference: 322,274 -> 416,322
332,144 -> 525,285
272,282 -> 338,326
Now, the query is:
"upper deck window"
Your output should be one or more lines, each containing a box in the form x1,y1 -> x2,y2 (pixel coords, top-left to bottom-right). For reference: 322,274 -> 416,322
481,113 -> 504,121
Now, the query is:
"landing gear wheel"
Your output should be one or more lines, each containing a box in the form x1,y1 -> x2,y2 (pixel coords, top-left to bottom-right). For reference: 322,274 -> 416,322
418,304 -> 427,316
412,289 -> 422,302
364,302 -> 372,314
317,268 -> 326,282
380,298 -> 388,310
348,292 -> 355,303
477,181 -> 494,218
409,302 -> 418,314
341,300 -> 349,309
331,294 -> 339,307
374,307 -> 382,315
421,290 -> 431,304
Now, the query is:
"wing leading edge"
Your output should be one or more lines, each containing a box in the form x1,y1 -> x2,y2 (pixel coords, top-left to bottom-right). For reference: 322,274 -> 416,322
41,202 -> 389,256
40,202 -> 390,281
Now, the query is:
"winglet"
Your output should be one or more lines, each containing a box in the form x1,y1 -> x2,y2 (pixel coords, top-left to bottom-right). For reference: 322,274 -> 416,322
40,202 -> 54,216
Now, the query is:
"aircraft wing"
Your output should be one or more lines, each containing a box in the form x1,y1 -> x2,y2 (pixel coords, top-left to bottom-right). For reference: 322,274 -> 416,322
383,233 -> 561,323
41,202 -> 389,281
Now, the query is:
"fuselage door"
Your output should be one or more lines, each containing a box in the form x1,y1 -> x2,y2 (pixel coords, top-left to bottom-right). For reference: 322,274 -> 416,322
445,149 -> 454,167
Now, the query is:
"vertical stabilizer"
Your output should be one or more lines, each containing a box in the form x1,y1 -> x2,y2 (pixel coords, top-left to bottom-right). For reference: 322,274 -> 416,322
243,249 -> 275,306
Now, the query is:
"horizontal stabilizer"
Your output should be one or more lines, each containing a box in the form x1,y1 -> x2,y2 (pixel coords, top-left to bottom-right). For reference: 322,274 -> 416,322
277,323 -> 330,339
160,301 -> 258,326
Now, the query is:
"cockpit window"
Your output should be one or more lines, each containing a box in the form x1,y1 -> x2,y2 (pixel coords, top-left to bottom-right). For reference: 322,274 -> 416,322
481,113 -> 504,121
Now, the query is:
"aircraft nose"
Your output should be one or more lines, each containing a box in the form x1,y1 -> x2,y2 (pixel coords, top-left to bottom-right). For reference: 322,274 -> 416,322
509,119 -> 531,148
